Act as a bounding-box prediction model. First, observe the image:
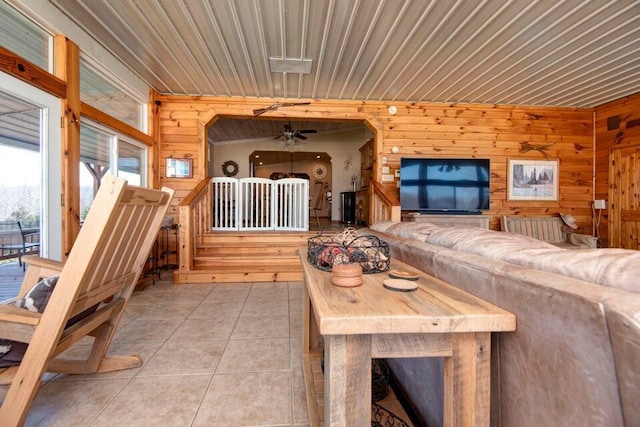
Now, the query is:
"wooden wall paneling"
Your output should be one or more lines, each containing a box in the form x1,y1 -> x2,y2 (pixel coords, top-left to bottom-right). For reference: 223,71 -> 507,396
157,97 -> 594,232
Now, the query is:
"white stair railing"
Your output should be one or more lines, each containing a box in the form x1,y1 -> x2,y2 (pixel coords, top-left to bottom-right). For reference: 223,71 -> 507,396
273,178 -> 309,231
211,178 -> 238,231
211,177 -> 309,231
239,178 -> 273,231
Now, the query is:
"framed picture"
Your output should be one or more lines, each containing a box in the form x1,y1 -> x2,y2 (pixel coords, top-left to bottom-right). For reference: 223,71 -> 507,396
507,159 -> 559,201
166,158 -> 193,178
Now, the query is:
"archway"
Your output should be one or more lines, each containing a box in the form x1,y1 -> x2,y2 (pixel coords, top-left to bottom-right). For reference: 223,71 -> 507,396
200,111 -> 383,222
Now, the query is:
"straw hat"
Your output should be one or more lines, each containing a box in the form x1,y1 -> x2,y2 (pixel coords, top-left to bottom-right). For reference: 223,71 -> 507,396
560,213 -> 578,229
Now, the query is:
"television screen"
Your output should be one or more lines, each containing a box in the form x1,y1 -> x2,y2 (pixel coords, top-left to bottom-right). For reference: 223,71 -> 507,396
400,158 -> 490,212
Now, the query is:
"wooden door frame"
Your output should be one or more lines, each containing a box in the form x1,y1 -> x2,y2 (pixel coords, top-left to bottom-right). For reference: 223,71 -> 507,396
608,142 -> 640,248
197,110 -> 384,183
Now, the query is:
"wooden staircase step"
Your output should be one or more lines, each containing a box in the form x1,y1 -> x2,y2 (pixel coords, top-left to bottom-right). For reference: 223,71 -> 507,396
196,245 -> 301,256
174,269 -> 303,284
178,231 -> 317,284
201,232 -> 316,245
193,257 -> 301,268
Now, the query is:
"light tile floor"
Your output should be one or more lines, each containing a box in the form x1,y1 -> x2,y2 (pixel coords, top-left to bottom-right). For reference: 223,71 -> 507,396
19,277 -> 414,426
23,279 -> 310,427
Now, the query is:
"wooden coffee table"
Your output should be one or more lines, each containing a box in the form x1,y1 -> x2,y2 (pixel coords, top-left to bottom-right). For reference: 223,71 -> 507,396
300,251 -> 516,426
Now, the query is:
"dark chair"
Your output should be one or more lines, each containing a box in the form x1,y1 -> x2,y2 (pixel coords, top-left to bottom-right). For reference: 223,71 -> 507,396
0,221 -> 40,271
311,181 -> 327,227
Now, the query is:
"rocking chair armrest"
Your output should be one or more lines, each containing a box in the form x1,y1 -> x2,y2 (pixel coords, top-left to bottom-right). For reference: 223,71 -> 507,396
0,305 -> 40,343
22,255 -> 64,272
17,256 -> 65,300
0,305 -> 41,326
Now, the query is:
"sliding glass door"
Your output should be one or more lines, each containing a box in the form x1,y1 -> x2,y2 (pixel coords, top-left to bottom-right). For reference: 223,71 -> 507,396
0,71 -> 62,261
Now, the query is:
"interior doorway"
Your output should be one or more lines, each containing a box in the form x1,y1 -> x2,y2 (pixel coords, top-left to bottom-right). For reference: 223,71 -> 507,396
250,151 -> 332,222
208,117 -> 372,222
609,143 -> 640,249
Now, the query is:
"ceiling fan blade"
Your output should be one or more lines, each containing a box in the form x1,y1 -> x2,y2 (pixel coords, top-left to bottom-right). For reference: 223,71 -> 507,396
273,132 -> 284,139
296,133 -> 308,140
297,129 -> 317,134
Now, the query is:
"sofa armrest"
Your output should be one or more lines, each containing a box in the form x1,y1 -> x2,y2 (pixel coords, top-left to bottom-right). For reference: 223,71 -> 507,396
568,233 -> 598,248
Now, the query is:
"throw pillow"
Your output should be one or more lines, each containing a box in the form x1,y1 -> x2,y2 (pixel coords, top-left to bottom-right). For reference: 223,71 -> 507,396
17,274 -> 59,312
0,275 -> 59,367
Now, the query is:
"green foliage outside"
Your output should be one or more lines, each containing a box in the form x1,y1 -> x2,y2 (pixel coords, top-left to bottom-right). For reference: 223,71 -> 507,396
7,206 -> 39,228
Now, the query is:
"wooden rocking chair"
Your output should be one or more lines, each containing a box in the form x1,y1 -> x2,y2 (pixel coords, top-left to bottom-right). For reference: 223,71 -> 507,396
0,175 -> 174,426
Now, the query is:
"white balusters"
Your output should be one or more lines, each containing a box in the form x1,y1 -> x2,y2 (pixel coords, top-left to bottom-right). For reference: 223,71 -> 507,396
273,178 -> 309,231
212,177 -> 309,231
211,178 -> 238,230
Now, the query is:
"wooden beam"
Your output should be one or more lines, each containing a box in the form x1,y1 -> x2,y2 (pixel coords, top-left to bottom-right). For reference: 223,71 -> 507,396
0,46 -> 66,98
149,89 -> 161,188
55,36 -> 81,259
80,102 -> 153,146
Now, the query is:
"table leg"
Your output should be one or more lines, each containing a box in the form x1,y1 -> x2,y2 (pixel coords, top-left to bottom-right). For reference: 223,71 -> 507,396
324,334 -> 371,426
444,332 -> 491,427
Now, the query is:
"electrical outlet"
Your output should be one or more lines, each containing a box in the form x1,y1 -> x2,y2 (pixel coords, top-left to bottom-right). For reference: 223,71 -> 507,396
382,166 -> 390,174
594,199 -> 606,209
394,169 -> 400,178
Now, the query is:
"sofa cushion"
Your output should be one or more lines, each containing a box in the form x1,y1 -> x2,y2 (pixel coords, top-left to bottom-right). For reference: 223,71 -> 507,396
504,248 -> 640,293
371,221 -> 441,239
425,226 -> 558,257
423,225 -> 640,293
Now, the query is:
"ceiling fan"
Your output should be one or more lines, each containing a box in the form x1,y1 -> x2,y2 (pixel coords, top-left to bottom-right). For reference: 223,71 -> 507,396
275,123 -> 317,147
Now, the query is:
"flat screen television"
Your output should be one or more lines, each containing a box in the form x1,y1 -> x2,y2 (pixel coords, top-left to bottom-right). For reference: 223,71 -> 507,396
400,158 -> 490,213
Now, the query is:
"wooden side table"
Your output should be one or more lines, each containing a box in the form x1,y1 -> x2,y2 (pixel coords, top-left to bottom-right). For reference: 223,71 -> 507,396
300,250 -> 516,426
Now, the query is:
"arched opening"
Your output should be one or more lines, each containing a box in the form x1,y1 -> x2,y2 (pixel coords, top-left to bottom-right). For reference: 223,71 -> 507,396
203,114 -> 382,224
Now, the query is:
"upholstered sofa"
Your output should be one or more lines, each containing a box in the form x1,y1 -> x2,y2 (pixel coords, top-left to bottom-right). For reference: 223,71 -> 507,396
365,221 -> 640,427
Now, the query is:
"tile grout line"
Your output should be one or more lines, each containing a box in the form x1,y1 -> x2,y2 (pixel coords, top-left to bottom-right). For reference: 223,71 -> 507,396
189,281 -> 253,426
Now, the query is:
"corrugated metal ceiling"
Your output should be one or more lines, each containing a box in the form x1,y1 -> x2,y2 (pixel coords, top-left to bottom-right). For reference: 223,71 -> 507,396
46,0 -> 640,109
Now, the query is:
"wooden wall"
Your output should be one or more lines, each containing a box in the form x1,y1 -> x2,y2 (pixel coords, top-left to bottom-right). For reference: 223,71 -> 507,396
594,91 -> 640,247
156,96 -> 594,231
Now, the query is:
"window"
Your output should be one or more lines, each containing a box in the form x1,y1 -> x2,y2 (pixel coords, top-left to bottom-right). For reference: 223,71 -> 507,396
80,58 -> 147,132
80,121 -> 147,220
118,140 -> 145,186
0,0 -> 53,72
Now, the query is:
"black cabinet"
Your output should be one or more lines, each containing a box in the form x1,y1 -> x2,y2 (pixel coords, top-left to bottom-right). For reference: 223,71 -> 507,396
341,191 -> 356,224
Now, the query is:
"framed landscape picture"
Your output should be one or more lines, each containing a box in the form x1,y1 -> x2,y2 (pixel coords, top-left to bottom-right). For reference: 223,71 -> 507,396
507,159 -> 559,201
166,158 -> 193,178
